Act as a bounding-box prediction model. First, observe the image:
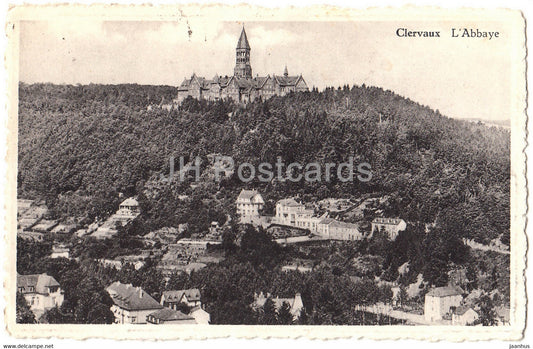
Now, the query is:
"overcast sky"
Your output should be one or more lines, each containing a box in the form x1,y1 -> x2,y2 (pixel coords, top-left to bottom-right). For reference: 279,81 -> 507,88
19,19 -> 514,120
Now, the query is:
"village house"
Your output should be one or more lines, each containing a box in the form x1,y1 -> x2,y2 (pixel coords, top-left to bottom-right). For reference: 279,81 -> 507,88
252,292 -> 304,320
495,306 -> 510,325
17,199 -> 49,232
160,289 -> 211,324
317,218 -> 363,241
117,197 -> 140,219
424,285 -> 464,323
371,218 -> 407,240
451,306 -> 479,326
17,273 -> 64,318
161,289 -> 203,309
189,306 -> 211,324
92,197 -> 141,239
175,27 -> 308,104
281,264 -> 313,273
146,308 -> 197,324
32,219 -> 59,233
106,282 -> 163,324
272,198 -> 325,233
50,245 -> 70,259
274,198 -> 306,226
236,189 -> 265,224
17,231 -> 44,242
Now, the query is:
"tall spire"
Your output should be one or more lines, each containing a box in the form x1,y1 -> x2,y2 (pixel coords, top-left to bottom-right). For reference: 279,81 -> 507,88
234,26 -> 252,79
237,26 -> 250,50
284,65 -> 288,77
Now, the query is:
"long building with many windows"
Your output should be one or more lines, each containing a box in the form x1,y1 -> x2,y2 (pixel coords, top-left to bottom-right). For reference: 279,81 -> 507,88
175,27 -> 309,104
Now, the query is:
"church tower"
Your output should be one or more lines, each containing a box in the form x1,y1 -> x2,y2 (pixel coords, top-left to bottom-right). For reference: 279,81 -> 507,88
234,27 -> 252,79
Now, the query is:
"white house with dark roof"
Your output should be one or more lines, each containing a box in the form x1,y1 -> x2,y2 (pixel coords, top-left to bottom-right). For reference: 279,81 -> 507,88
371,218 -> 407,240
424,286 -> 464,323
274,198 -> 306,226
236,189 -> 264,224
451,306 -> 479,325
190,306 -> 211,324
106,282 -> 163,324
117,197 -> 140,218
317,218 -> 363,241
17,273 -> 64,318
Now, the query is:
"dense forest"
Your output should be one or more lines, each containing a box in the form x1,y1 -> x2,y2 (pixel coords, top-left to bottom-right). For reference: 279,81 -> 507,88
18,82 -> 510,244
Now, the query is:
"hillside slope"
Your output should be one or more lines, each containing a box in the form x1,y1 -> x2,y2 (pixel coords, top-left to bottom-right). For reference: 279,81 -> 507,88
18,83 -> 510,244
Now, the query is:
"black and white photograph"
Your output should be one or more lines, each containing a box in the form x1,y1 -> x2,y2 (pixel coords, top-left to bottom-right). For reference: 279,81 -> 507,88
1,4 -> 528,343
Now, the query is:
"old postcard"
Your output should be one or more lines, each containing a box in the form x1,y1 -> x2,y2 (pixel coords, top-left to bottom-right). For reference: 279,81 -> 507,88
2,4 -> 527,341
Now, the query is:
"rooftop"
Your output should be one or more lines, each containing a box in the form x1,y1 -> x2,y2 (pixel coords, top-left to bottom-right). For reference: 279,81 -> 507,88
120,197 -> 139,207
106,282 -> 162,311
236,27 -> 250,50
162,288 -> 202,303
372,218 -> 404,225
148,308 -> 195,322
426,285 -> 464,298
277,198 -> 302,207
17,273 -> 60,294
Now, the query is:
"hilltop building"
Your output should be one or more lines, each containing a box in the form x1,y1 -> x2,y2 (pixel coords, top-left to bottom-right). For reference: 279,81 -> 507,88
17,273 -> 64,318
176,27 -> 308,104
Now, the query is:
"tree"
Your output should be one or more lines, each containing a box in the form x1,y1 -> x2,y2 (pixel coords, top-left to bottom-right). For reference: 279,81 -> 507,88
16,292 -> 35,324
476,293 -> 496,326
277,301 -> 294,325
260,298 -> 277,325
42,306 -> 70,324
397,285 -> 409,307
175,302 -> 191,315
465,264 -> 478,292
297,307 -> 309,325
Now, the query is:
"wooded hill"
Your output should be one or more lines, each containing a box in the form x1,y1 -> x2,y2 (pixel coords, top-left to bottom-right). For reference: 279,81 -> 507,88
18,82 -> 510,245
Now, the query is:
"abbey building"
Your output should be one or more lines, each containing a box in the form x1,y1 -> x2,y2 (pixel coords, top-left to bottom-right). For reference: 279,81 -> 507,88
175,27 -> 309,103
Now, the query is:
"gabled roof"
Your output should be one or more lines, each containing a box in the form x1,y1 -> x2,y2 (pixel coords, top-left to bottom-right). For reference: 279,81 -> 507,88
372,218 -> 404,225
218,76 -> 233,87
328,220 -> 359,230
454,306 -> 476,316
106,282 -> 162,311
237,27 -> 250,50
237,189 -> 261,201
318,217 -> 336,225
17,273 -> 60,295
426,285 -> 464,298
277,198 -> 302,207
148,308 -> 195,322
120,197 -> 138,207
495,306 -> 510,321
162,288 -> 202,303
273,74 -> 302,87
255,76 -> 270,89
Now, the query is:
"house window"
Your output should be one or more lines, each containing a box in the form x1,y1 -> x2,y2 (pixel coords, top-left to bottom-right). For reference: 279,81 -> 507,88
131,316 -> 137,323
28,286 -> 34,292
